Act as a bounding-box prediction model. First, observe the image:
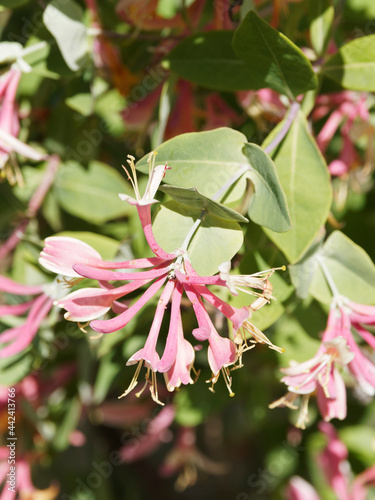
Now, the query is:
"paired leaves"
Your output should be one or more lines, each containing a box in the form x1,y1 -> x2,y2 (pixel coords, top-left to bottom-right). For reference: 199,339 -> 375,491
138,128 -> 290,233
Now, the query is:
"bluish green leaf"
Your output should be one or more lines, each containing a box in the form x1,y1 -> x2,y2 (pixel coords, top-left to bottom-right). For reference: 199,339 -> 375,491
137,128 -> 249,204
309,231 -> 375,304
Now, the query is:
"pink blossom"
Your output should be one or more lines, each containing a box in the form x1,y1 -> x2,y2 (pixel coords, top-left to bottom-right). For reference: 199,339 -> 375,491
314,91 -> 369,177
0,68 -> 46,174
285,476 -> 321,500
39,155 -> 282,403
270,336 -> 353,428
318,422 -> 351,500
285,421 -> 375,500
0,276 -> 54,358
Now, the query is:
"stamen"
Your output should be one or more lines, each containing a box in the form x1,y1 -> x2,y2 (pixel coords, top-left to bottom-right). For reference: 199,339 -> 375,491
242,320 -> 284,353
118,360 -> 143,398
136,367 -> 151,398
206,368 -> 235,396
222,367 -> 235,397
296,395 -> 310,429
147,151 -> 157,176
269,392 -> 299,410
125,154 -> 140,199
149,370 -> 165,406
89,331 -> 103,340
57,276 -> 84,288
191,366 -> 201,383
78,321 -> 90,333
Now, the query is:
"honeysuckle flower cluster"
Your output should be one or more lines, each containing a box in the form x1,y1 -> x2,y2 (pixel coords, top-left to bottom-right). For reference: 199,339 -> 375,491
285,422 -> 375,500
271,294 -> 375,428
39,154 -> 282,405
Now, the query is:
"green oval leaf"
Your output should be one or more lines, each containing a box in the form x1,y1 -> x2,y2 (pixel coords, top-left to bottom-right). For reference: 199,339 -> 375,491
321,35 -> 375,91
309,231 -> 375,304
137,128 -> 249,204
263,112 -> 332,263
232,10 -> 318,99
152,201 -> 243,276
309,0 -> 334,57
55,161 -> 133,224
163,30 -> 261,91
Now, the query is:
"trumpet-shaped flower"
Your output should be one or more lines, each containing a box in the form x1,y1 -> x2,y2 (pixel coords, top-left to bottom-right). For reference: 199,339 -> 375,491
0,68 -> 47,178
0,276 -> 54,358
270,337 -> 353,428
285,421 -> 375,500
285,476 -> 321,500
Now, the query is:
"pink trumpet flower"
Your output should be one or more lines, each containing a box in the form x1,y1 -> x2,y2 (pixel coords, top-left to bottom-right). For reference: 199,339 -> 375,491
0,68 -> 47,176
285,476 -> 321,500
269,336 -> 353,428
0,276 -> 54,358
285,422 -> 375,500
314,91 -> 369,177
272,296 -> 375,426
39,154 -> 282,403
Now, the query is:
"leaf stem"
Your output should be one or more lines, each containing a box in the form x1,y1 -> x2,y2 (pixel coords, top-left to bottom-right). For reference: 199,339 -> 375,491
317,255 -> 341,299
180,211 -> 206,252
263,101 -> 300,155
211,164 -> 250,202
20,41 -> 48,58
